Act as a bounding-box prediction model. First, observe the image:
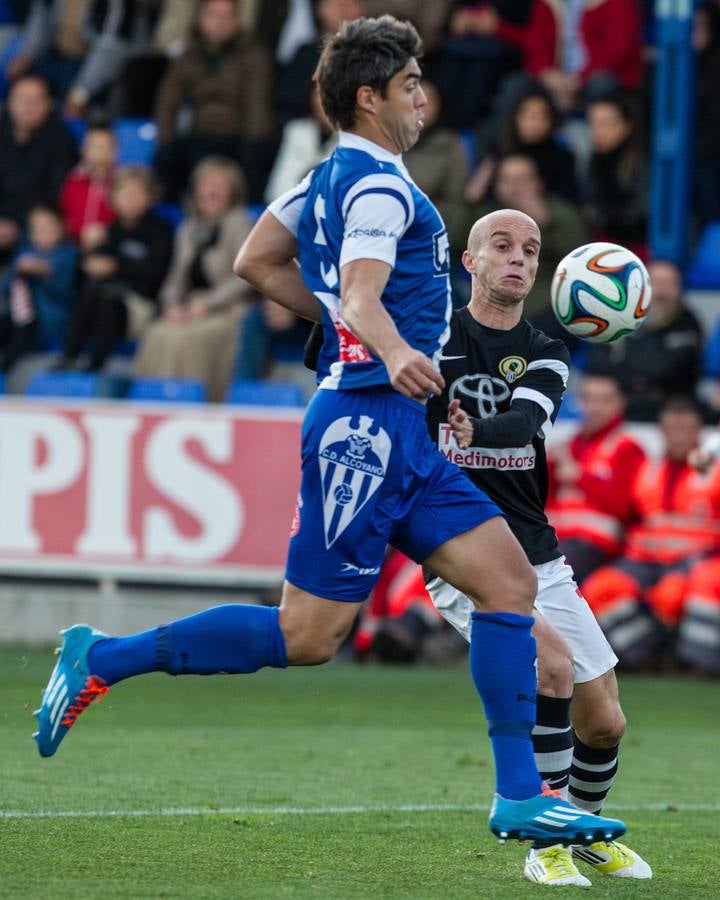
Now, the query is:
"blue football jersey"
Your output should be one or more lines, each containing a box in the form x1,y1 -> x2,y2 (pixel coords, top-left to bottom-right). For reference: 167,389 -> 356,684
268,132 -> 452,391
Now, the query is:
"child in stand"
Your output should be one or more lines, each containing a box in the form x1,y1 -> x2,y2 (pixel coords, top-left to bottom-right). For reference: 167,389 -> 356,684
59,123 -> 117,252
52,165 -> 173,372
0,204 -> 77,371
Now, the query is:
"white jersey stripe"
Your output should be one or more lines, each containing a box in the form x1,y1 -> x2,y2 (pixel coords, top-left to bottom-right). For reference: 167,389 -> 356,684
527,357 -> 570,386
340,173 -> 415,228
512,386 -> 555,437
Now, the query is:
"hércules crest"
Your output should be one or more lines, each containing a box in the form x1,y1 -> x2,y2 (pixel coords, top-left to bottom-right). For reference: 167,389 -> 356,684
498,356 -> 527,383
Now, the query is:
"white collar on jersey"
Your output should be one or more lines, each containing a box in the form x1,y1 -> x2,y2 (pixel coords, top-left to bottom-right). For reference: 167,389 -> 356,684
338,131 -> 404,166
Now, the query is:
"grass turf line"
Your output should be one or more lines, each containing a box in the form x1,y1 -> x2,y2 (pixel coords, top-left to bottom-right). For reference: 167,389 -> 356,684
1,647 -> 719,898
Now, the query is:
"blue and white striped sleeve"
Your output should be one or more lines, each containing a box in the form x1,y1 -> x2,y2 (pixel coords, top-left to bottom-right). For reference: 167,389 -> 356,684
339,174 -> 415,269
266,171 -> 313,237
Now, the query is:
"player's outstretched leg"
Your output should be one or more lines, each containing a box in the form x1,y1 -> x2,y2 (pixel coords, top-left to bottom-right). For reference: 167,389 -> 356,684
473,611 -> 625,846
34,603 -> 288,757
426,522 -> 626,848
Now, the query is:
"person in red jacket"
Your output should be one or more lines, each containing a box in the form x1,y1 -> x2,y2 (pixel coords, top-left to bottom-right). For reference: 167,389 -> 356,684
547,374 -> 646,584
471,0 -> 643,115
581,397 -> 720,669
59,123 -> 117,252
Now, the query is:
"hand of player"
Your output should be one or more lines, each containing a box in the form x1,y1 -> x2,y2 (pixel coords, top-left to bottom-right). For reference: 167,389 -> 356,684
447,398 -> 473,449
385,345 -> 444,400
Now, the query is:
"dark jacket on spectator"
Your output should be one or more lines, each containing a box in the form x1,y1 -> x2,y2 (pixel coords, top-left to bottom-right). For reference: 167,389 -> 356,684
98,211 -> 173,301
583,140 -> 647,248
586,308 -> 703,422
154,29 -> 273,144
0,112 -> 78,224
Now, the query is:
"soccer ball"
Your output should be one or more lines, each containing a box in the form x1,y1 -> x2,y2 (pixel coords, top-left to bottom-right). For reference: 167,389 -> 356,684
550,242 -> 652,343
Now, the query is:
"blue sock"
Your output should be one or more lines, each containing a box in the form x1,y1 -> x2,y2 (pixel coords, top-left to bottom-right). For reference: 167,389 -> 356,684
87,604 -> 288,686
470,611 -> 542,801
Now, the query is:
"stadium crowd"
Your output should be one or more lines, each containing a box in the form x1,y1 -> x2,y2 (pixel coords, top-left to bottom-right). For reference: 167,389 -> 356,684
0,0 -> 719,673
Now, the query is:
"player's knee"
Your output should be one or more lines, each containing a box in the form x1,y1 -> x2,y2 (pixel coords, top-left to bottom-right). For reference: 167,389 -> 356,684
511,562 -> 538,613
578,703 -> 626,747
283,633 -> 338,666
537,646 -> 574,698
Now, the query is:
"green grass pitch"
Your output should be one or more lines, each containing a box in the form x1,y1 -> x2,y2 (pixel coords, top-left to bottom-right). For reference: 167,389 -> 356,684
1,647 -> 719,899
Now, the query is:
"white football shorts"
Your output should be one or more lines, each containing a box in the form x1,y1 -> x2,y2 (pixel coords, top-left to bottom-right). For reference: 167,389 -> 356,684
427,555 -> 618,684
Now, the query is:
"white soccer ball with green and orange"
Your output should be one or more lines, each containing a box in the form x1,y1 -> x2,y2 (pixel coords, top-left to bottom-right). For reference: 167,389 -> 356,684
550,242 -> 652,343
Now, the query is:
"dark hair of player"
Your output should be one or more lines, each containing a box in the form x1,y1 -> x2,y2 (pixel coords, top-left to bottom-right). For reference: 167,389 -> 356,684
313,15 -> 423,131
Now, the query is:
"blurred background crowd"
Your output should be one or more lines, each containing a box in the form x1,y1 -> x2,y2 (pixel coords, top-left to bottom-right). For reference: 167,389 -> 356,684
0,0 -> 719,673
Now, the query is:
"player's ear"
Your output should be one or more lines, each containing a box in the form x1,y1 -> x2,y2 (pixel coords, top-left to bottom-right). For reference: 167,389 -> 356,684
356,84 -> 378,117
461,249 -> 475,276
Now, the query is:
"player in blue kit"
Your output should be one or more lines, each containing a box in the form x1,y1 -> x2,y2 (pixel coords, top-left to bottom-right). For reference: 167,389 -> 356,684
34,15 -> 625,850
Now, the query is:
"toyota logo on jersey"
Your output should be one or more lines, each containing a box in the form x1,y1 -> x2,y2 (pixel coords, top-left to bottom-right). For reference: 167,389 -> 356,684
449,374 -> 510,418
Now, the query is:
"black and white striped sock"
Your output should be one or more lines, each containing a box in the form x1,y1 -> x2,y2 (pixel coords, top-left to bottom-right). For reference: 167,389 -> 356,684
532,694 -> 573,796
569,735 -> 619,813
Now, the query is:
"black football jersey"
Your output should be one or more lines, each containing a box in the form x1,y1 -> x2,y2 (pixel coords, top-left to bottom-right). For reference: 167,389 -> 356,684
426,307 -> 571,565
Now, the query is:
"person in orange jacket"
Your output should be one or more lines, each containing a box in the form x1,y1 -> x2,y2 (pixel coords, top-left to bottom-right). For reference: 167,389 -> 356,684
547,374 -> 646,584
581,396 -> 720,669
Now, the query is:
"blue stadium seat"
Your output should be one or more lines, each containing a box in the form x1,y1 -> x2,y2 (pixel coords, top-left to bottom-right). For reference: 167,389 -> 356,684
27,371 -> 101,399
127,377 -> 207,403
685,221 -> 720,289
225,379 -> 305,407
114,119 -> 158,166
63,117 -> 87,146
154,202 -> 184,229
247,203 -> 266,223
0,372 -> 6,395
458,129 -> 479,169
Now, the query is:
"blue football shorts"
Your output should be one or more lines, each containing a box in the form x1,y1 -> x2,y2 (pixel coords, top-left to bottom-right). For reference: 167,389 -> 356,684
285,386 -> 503,601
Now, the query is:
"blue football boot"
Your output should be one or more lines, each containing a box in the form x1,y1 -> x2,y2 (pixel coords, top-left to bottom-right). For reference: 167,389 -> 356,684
489,784 -> 626,846
33,624 -> 110,758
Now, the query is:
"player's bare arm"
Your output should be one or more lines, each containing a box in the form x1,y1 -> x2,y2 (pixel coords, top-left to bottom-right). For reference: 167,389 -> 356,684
341,257 -> 444,400
234,210 -> 322,323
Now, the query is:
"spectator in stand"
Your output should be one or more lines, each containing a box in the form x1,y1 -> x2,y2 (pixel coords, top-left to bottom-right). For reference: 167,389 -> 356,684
403,79 -> 468,240
424,2 -> 526,129
581,397 -> 720,671
0,74 -> 78,264
6,0 -> 164,118
133,156 -> 256,402
491,0 -> 643,113
457,153 -> 588,318
112,0 -> 198,118
585,260 -> 703,422
582,94 -> 647,256
273,0 -> 366,127
693,2 -> 720,229
52,165 -> 173,372
0,204 -> 77,371
547,374 -> 646,585
153,0 -> 273,203
5,0 -> 90,106
264,85 -> 336,203
59,121 -> 116,251
467,82 -> 577,205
